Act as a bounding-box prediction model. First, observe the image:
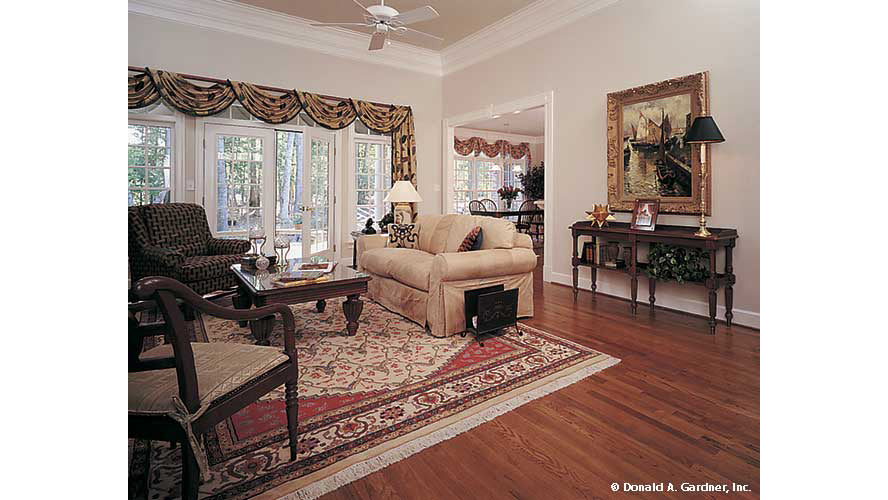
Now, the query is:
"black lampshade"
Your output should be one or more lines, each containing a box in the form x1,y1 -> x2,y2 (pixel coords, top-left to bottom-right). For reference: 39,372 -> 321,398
685,116 -> 725,143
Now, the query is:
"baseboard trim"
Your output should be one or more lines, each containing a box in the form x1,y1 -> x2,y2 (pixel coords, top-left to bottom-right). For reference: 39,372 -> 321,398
549,271 -> 760,330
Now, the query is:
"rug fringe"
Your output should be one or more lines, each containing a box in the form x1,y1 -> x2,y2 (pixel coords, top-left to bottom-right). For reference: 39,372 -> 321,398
279,356 -> 621,500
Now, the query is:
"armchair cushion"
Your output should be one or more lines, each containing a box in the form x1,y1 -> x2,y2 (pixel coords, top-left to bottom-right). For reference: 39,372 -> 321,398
178,255 -> 243,283
129,343 -> 289,414
207,237 -> 250,256
142,204 -> 211,257
141,245 -> 185,269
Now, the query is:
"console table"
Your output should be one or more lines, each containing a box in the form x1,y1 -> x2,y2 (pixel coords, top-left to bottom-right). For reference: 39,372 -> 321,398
570,221 -> 738,334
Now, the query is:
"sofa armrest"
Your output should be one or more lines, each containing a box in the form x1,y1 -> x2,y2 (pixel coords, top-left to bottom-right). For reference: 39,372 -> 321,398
207,237 -> 250,255
356,234 -> 389,270
431,248 -> 537,284
141,245 -> 185,269
513,232 -> 533,249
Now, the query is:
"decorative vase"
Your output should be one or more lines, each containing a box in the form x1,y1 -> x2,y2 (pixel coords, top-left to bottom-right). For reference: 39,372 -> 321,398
505,199 -> 513,210
255,255 -> 269,271
273,234 -> 290,270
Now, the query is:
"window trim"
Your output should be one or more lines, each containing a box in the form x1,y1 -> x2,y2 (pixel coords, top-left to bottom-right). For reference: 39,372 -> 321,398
128,113 -> 185,203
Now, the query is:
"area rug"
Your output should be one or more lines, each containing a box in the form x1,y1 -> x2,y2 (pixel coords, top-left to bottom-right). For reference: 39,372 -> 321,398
129,297 -> 620,499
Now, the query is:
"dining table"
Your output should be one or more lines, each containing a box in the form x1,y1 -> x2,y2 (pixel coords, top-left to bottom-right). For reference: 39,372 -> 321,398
469,208 -> 543,219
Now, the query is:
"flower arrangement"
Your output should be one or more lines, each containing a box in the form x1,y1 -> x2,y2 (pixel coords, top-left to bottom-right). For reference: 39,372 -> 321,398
497,185 -> 522,209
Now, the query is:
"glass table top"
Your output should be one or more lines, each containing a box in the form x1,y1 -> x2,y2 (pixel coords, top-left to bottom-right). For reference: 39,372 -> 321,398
231,258 -> 368,293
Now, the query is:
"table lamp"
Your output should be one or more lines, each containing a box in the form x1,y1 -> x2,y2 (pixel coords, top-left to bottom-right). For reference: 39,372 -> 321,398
383,180 -> 422,224
685,115 -> 725,237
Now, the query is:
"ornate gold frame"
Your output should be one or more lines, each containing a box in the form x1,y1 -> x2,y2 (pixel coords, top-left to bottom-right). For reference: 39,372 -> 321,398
607,72 -> 711,215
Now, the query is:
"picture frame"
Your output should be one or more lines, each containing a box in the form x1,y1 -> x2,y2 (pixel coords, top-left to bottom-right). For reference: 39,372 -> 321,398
606,72 -> 711,215
630,199 -> 660,231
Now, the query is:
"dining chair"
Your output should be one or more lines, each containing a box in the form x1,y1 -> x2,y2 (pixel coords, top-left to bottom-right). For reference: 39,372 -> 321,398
481,198 -> 498,212
468,200 -> 486,215
129,277 -> 299,500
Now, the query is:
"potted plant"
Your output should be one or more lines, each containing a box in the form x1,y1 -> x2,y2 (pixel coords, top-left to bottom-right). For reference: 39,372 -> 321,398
497,185 -> 522,209
644,244 -> 710,284
518,161 -> 544,209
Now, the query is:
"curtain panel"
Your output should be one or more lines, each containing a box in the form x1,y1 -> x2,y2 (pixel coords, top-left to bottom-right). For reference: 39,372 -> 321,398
128,68 -> 418,199
454,136 -> 532,167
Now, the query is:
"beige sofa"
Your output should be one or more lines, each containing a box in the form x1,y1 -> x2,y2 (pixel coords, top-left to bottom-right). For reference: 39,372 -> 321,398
357,214 -> 537,338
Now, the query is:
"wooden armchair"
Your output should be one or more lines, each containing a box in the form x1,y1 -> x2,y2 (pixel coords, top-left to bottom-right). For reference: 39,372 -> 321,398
129,277 -> 299,500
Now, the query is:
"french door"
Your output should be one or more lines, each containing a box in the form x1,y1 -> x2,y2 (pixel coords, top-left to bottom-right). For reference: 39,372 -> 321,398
204,123 -> 335,261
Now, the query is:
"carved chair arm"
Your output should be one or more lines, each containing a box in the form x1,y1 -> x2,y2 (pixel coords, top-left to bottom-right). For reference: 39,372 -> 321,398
133,277 -> 297,356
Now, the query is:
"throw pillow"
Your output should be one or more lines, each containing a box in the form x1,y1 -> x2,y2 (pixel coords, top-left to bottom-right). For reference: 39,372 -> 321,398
385,224 -> 421,249
458,226 -> 483,252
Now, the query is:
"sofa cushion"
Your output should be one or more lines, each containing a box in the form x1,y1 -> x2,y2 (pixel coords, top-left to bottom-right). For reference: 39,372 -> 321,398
361,247 -> 434,291
415,214 -> 444,253
443,215 -> 515,253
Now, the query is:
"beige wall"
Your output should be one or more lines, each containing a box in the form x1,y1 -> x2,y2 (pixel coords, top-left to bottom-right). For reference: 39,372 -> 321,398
443,0 -> 760,327
128,12 -> 443,214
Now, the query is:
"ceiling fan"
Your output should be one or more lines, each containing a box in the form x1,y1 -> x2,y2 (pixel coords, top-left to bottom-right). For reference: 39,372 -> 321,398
310,0 -> 443,51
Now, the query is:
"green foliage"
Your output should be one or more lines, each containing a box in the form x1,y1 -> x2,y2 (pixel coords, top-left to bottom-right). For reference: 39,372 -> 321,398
645,244 -> 710,284
518,161 -> 544,200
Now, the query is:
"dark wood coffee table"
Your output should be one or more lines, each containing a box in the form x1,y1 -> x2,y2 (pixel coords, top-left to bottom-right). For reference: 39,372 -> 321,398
230,260 -> 371,345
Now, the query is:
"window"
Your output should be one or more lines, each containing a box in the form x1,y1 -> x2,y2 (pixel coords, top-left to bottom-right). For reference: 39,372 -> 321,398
215,134 -> 265,232
354,138 -> 392,229
453,155 -> 531,213
128,122 -> 173,206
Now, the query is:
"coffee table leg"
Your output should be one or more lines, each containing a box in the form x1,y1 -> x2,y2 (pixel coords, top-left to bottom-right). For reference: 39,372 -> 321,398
250,316 -> 274,346
342,294 -> 363,336
233,286 -> 252,328
316,299 -> 326,313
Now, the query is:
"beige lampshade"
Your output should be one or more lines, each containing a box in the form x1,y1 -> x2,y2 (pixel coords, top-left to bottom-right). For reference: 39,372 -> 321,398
383,180 -> 423,203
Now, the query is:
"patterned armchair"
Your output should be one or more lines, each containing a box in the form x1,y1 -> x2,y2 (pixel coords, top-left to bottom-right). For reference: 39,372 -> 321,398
129,203 -> 250,296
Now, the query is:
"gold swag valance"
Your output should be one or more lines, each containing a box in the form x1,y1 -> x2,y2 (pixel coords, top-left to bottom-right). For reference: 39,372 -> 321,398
454,136 -> 532,167
128,67 -> 418,190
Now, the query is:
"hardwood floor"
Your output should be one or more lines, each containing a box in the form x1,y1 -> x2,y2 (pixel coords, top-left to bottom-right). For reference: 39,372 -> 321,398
321,258 -> 760,499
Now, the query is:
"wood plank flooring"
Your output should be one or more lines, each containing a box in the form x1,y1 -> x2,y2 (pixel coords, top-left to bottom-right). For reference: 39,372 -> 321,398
321,258 -> 760,499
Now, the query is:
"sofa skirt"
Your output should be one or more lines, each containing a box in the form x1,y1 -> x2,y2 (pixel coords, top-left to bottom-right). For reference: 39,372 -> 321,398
427,272 -> 534,338
366,274 -> 429,328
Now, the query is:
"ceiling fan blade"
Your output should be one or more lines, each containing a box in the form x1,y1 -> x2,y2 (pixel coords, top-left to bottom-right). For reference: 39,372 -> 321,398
310,22 -> 372,27
392,6 -> 439,26
369,31 -> 387,51
394,26 -> 443,43
351,0 -> 375,17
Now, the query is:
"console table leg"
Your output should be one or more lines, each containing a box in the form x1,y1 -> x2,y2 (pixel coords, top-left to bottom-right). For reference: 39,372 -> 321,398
725,241 -> 735,327
590,267 -> 597,296
571,232 -> 579,302
648,277 -> 656,313
630,239 -> 638,315
707,290 -> 717,335
343,294 -> 363,336
631,276 -> 638,315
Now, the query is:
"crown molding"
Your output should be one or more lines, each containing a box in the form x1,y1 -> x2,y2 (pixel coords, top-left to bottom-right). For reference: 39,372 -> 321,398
129,0 -> 619,77
128,0 -> 443,76
441,0 -> 620,75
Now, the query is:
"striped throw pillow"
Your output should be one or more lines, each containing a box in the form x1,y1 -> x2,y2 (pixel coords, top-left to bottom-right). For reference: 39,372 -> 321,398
458,226 -> 483,252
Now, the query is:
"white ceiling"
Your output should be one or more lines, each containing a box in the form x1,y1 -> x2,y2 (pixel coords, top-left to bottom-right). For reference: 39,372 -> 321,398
460,105 -> 545,136
236,0 -> 538,50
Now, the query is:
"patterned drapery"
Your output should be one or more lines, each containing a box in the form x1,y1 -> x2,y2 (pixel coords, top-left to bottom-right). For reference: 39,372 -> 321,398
128,68 -> 418,203
230,81 -> 302,125
128,72 -> 160,109
149,69 -> 237,117
454,136 -> 532,167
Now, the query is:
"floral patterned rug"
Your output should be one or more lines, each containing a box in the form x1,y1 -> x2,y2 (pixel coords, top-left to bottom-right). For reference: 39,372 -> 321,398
129,297 -> 619,499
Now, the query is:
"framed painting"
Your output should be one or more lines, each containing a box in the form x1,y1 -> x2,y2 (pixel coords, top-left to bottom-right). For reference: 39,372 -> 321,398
607,72 -> 711,215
